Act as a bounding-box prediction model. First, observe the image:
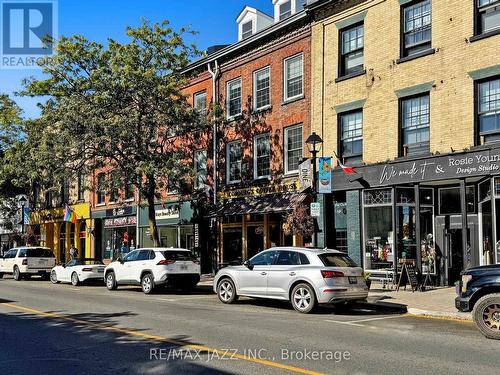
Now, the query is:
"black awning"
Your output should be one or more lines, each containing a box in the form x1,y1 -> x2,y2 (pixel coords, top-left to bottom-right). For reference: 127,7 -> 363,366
211,192 -> 308,217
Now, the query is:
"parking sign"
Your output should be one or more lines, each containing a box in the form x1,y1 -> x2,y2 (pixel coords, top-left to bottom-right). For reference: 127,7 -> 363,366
0,0 -> 57,69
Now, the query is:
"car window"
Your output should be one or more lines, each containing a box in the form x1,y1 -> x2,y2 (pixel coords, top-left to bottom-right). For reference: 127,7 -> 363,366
123,251 -> 139,262
149,251 -> 156,260
24,248 -> 54,257
18,249 -> 27,257
318,253 -> 358,267
299,253 -> 310,265
162,251 -> 196,261
136,250 -> 152,261
6,250 -> 17,258
81,259 -> 104,265
250,251 -> 277,266
275,251 -> 301,266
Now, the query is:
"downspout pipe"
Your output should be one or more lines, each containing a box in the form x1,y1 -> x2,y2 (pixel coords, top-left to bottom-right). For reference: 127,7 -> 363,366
207,60 -> 220,206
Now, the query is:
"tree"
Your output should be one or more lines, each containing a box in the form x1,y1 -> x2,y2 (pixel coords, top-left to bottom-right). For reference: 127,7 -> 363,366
22,20 -> 206,246
282,204 -> 314,239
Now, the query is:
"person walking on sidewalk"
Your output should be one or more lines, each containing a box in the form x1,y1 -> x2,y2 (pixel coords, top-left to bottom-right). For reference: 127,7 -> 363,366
69,245 -> 78,261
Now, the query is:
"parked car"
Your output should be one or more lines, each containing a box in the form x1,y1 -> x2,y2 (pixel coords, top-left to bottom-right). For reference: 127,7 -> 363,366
214,247 -> 369,313
50,258 -> 105,286
104,248 -> 201,294
455,264 -> 500,340
0,247 -> 56,280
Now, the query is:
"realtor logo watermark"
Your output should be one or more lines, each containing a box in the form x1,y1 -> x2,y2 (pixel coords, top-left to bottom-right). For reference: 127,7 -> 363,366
0,0 -> 57,69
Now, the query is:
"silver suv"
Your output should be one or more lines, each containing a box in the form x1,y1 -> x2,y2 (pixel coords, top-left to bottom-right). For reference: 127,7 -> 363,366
214,247 -> 368,313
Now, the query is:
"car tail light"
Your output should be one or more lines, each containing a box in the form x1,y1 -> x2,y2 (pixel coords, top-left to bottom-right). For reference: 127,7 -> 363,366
157,259 -> 176,265
82,268 -> 93,272
324,289 -> 347,293
321,270 -> 344,278
22,259 -> 28,265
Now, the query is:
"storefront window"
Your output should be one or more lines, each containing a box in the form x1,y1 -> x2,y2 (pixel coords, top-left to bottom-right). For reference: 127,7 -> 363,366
439,186 -> 475,215
420,207 -> 437,274
364,189 -> 393,270
103,226 -> 136,259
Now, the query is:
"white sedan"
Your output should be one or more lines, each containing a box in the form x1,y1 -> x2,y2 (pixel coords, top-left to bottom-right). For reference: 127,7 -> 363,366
50,259 -> 105,286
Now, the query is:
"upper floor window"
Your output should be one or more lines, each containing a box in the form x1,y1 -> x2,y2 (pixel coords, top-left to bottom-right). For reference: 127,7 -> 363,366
124,179 -> 134,200
194,149 -> 208,189
279,1 -> 292,20
284,53 -> 304,101
284,124 -> 303,174
60,179 -> 69,205
227,141 -> 242,183
339,110 -> 363,164
340,24 -> 364,77
109,172 -> 119,203
295,0 -> 304,12
400,94 -> 430,156
402,0 -> 432,57
478,77 -> 500,144
254,66 -> 271,110
194,91 -> 207,115
97,173 -> 105,204
254,133 -> 271,179
242,21 -> 253,40
227,78 -> 242,119
477,0 -> 500,34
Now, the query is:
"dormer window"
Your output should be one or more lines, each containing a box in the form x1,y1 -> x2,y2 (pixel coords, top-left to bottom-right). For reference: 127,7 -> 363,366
279,1 -> 292,20
242,21 -> 253,40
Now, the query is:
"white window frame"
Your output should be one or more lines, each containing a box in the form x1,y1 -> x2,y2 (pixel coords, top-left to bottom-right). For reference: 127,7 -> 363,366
279,0 -> 292,20
241,20 -> 253,40
283,53 -> 304,102
194,149 -> 208,189
284,124 -> 303,175
226,77 -> 242,120
253,66 -> 271,111
253,133 -> 271,180
226,141 -> 242,184
194,91 -> 207,115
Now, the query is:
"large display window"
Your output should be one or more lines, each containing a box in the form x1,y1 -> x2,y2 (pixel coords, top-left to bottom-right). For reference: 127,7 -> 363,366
363,189 -> 394,270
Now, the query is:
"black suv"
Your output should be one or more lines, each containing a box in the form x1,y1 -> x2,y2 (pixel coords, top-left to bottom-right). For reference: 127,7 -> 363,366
455,264 -> 500,340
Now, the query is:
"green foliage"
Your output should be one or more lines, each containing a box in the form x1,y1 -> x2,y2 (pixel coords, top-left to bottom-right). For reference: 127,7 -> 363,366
21,20 -> 207,245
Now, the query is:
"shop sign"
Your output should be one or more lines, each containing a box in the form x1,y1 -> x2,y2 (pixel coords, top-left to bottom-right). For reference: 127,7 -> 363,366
332,148 -> 500,190
155,207 -> 180,220
299,159 -> 312,191
104,216 -> 137,228
310,202 -> 321,217
194,223 -> 199,248
106,207 -> 133,217
219,181 -> 299,200
318,157 -> 332,193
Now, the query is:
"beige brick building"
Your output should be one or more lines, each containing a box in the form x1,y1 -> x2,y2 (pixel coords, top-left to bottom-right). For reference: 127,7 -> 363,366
306,0 -> 500,287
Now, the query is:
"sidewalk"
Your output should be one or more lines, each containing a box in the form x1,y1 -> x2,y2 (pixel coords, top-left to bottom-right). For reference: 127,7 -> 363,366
368,285 -> 472,321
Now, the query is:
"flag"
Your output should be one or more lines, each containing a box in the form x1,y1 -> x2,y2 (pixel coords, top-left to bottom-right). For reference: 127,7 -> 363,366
64,205 -> 79,224
334,154 -> 357,174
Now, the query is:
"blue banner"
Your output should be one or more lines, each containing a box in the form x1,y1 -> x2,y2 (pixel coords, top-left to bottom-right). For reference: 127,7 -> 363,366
318,157 -> 332,193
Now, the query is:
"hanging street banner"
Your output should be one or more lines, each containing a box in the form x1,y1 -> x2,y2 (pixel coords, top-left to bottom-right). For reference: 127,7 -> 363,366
318,157 -> 333,193
299,159 -> 312,191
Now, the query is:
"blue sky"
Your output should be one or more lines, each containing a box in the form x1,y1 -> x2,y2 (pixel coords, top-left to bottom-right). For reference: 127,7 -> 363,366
1,0 -> 274,118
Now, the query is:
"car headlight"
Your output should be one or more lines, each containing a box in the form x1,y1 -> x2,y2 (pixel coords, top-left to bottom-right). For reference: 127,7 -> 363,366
461,274 -> 472,293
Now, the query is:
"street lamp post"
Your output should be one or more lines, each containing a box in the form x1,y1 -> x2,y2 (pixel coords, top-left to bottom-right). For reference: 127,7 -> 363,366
17,195 -> 28,235
305,132 -> 323,248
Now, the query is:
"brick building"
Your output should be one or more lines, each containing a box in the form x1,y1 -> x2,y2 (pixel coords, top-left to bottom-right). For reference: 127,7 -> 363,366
184,1 -> 313,265
307,0 -> 500,285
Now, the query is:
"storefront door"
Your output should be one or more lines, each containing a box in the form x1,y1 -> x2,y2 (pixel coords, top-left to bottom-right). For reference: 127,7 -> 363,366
247,225 -> 264,259
223,228 -> 242,264
479,200 -> 494,265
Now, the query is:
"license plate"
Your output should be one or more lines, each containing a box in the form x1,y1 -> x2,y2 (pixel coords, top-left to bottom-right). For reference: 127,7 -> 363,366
180,265 -> 187,270
348,276 -> 358,284
39,259 -> 47,263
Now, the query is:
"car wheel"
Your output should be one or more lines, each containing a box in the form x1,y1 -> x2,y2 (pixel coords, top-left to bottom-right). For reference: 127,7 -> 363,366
217,278 -> 238,304
141,273 -> 155,294
13,266 -> 21,281
71,272 -> 80,286
473,293 -> 500,340
106,272 -> 117,291
0,272 -> 3,279
50,270 -> 59,284
291,283 -> 316,314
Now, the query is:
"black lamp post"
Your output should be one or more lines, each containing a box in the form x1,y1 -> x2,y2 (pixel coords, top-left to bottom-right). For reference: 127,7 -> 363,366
305,132 -> 323,247
18,196 -> 28,235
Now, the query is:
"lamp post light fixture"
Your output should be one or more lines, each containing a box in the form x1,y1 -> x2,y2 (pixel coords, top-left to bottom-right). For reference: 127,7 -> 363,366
305,132 -> 323,248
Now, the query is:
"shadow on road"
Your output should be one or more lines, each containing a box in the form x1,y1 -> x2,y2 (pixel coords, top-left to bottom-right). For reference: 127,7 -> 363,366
0,308 -> 236,375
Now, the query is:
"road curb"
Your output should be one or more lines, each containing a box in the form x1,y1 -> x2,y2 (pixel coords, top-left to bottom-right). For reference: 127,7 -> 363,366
406,308 -> 473,322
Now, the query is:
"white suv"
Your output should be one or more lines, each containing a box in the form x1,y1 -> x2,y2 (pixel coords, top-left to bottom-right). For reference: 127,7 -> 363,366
0,247 -> 56,280
104,248 -> 201,294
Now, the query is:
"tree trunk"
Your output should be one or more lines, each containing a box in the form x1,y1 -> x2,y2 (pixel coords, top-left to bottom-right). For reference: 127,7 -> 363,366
146,174 -> 160,247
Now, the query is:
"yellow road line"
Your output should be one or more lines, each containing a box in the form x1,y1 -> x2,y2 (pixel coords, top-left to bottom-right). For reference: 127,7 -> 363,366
1,302 -> 324,375
402,313 -> 473,324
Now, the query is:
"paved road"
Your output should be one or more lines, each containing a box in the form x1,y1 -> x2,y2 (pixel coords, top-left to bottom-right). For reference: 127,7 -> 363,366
0,276 -> 499,375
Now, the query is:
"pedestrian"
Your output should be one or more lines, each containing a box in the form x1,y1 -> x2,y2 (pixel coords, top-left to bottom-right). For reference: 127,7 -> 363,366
69,245 -> 78,260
